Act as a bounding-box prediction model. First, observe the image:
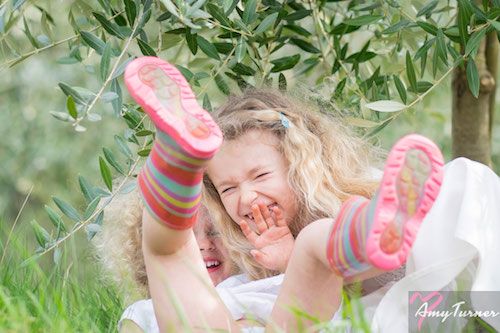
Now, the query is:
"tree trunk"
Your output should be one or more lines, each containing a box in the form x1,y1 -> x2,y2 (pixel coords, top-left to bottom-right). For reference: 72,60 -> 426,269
452,34 -> 497,167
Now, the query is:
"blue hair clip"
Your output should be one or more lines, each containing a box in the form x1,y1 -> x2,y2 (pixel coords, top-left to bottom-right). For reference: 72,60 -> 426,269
280,112 -> 291,129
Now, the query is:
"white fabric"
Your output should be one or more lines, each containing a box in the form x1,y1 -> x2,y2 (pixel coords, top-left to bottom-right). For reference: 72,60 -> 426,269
120,158 -> 500,332
119,273 -> 343,332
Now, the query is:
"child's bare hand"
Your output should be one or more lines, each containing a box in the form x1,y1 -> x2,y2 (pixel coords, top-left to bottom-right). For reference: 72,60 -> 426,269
239,203 -> 294,273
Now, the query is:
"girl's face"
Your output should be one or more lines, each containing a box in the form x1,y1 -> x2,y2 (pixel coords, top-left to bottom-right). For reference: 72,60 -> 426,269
194,208 -> 234,285
207,129 -> 298,232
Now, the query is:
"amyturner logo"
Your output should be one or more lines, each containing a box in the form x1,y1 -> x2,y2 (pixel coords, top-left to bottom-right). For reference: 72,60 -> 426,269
408,291 -> 500,332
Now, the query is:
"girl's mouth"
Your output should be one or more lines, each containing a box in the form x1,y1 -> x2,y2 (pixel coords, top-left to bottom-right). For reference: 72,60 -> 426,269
205,259 -> 222,272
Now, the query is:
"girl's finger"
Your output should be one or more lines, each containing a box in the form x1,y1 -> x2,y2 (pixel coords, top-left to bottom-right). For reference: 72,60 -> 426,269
273,206 -> 287,227
252,204 -> 268,234
259,203 -> 276,228
250,249 -> 269,268
240,220 -> 258,244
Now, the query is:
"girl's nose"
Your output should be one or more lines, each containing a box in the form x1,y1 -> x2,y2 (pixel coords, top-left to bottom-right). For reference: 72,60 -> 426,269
198,235 -> 216,251
239,185 -> 258,212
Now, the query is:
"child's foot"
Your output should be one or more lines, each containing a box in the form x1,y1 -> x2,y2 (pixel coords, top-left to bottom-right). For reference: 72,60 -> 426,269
327,134 -> 444,276
124,56 -> 222,158
124,57 -> 223,229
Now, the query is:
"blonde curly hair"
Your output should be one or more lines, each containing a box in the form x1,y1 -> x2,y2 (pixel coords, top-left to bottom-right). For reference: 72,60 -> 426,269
92,184 -> 148,299
203,89 -> 382,280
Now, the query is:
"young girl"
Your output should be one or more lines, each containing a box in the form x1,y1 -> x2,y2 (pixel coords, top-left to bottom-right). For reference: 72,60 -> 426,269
122,56 -> 500,332
93,186 -> 239,332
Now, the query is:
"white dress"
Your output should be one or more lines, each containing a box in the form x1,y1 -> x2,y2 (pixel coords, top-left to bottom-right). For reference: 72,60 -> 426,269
119,273 -> 343,332
370,158 -> 500,332
120,158 -> 500,332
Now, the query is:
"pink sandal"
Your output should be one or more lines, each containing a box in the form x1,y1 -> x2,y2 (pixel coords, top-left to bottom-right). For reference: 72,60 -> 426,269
124,56 -> 222,158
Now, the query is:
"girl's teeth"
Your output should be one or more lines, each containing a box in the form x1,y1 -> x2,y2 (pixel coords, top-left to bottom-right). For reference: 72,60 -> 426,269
206,260 -> 220,268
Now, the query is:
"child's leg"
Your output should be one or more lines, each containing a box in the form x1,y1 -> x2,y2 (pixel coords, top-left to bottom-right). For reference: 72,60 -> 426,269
267,135 -> 444,332
327,134 -> 444,276
267,219 -> 344,332
125,57 -> 237,332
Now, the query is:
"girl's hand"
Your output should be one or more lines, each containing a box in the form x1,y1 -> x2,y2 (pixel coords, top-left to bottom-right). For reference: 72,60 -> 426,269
239,203 -> 294,273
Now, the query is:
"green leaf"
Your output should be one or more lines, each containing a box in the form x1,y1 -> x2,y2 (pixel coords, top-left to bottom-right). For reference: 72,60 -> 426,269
31,220 -> 50,248
137,149 -> 151,157
84,196 -> 101,220
176,65 -> 194,81
334,77 -> 347,98
405,51 -> 417,92
124,0 -> 137,25
466,58 -> 480,98
93,12 -> 124,38
465,28 -> 488,56
41,10 -> 54,41
53,197 -> 82,222
254,12 -> 279,34
23,17 -> 39,48
416,0 -> 439,17
489,19 -> 500,32
186,30 -> 198,55
80,31 -> 106,55
206,3 -> 232,27
111,57 -> 134,80
416,21 -> 438,35
458,0 -> 472,46
79,175 -> 96,202
285,10 -> 312,21
436,29 -> 448,64
270,54 -> 301,72
103,147 -> 125,174
203,93 -> 212,112
59,82 -> 86,105
66,95 -> 78,119
100,91 -> 119,103
50,111 -> 71,122
99,157 -> 113,191
365,100 -> 407,112
45,205 -> 67,233
242,0 -> 257,24
414,38 -> 436,60
284,24 -> 311,37
137,39 -> 157,56
344,15 -> 383,26
393,75 -> 407,104
382,19 -> 411,35
86,223 -> 102,240
215,74 -> 230,95
408,81 -> 433,93
197,35 -> 220,60
231,63 -> 255,76
100,42 -> 112,82
235,37 -> 246,62
278,73 -> 287,91
114,135 -> 133,158
290,38 -> 320,53
110,79 -> 123,116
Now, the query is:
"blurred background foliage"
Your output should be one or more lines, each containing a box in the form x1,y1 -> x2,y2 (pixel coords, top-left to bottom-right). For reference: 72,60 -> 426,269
0,0 -> 499,274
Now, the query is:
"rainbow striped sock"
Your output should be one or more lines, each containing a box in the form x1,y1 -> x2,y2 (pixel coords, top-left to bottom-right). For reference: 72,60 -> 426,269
326,196 -> 373,277
138,130 -> 211,229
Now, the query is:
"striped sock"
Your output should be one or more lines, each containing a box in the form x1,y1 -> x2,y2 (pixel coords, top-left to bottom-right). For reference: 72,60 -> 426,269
138,130 -> 211,229
326,196 -> 373,277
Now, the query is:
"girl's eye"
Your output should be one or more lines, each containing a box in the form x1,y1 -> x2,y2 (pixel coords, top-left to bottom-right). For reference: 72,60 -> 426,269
220,187 -> 235,194
256,172 -> 270,179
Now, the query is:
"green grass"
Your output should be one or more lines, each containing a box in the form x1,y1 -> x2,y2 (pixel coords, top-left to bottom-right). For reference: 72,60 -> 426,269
0,220 -> 124,333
